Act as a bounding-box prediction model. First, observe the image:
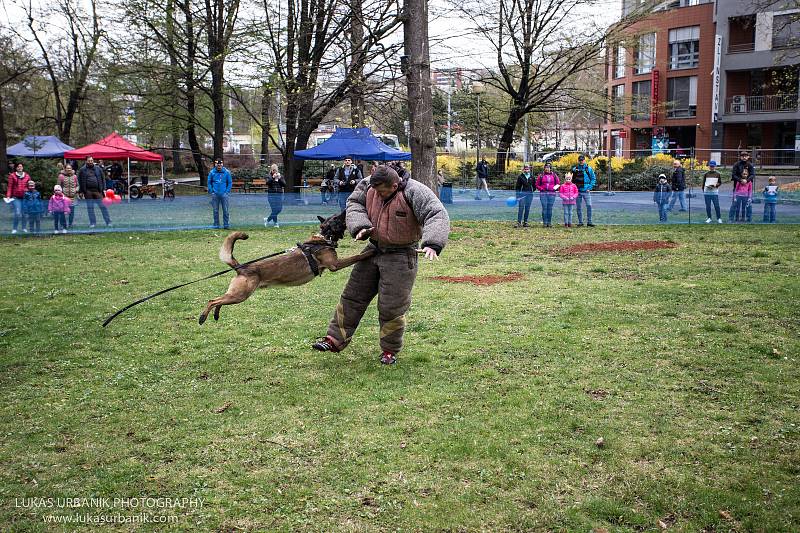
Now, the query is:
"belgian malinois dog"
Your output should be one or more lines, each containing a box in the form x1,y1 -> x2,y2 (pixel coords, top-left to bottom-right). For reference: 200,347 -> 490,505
198,211 -> 374,324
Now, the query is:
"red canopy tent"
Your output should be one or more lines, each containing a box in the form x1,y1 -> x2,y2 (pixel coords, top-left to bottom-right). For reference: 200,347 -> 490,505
64,133 -> 164,201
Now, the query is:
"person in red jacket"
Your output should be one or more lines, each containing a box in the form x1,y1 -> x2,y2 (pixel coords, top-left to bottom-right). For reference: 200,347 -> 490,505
6,162 -> 31,234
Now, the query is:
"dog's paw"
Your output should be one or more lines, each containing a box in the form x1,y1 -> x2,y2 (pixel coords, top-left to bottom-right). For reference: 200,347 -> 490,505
198,313 -> 207,325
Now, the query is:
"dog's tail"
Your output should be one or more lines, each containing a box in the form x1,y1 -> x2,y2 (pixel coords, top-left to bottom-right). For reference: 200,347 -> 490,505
220,231 -> 248,268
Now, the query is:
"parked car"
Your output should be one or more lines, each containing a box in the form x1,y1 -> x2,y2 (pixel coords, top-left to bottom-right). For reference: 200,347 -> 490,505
538,151 -> 568,164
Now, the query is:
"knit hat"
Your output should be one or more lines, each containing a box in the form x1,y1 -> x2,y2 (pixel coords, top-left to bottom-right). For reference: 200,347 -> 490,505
658,174 -> 667,180
27,180 -> 36,187
54,185 -> 63,192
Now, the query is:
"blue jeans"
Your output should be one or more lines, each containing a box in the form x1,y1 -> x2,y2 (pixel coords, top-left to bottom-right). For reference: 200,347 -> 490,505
704,194 -> 720,219
657,201 -> 669,222
267,193 -> 284,223
669,189 -> 686,210
540,193 -> 556,225
338,191 -> 351,211
53,212 -> 67,231
576,191 -> 592,224
563,204 -> 574,225
731,196 -> 749,222
517,193 -> 532,224
27,213 -> 41,233
67,198 -> 76,226
728,197 -> 752,222
763,203 -> 777,223
10,198 -> 24,230
86,197 -> 111,226
211,193 -> 230,228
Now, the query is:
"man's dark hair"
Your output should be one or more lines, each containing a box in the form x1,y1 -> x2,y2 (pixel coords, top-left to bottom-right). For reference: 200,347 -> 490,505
371,165 -> 400,187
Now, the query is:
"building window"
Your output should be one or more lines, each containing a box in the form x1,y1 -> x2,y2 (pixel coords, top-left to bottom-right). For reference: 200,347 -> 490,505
634,33 -> 656,75
668,26 -> 700,70
773,14 -> 800,49
612,84 -> 625,122
667,76 -> 697,118
614,43 -> 626,78
632,80 -> 652,120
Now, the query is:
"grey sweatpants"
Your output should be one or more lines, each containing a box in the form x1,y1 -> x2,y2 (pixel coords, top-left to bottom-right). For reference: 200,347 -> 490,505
326,246 -> 418,353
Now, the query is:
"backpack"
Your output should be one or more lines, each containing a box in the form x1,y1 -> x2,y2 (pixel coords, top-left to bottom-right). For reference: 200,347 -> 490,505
572,166 -> 585,189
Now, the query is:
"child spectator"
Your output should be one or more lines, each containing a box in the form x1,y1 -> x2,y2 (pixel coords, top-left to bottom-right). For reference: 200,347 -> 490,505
559,172 -> 579,227
731,170 -> 752,223
48,185 -> 72,234
762,176 -> 779,224
536,162 -> 560,227
653,174 -> 672,223
22,180 -> 43,233
701,160 -> 723,223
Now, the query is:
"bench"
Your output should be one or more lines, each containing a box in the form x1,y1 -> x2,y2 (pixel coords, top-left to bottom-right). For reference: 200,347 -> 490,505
232,179 -> 247,193
249,178 -> 267,192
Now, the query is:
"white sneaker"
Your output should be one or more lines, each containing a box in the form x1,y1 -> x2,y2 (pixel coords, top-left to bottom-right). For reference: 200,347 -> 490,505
274,223 -> 280,228
89,224 -> 96,228
54,229 -> 59,234
717,218 -> 723,224
22,228 -> 28,233
11,229 -> 17,234
705,218 -> 711,223
61,229 -> 68,234
264,217 -> 269,227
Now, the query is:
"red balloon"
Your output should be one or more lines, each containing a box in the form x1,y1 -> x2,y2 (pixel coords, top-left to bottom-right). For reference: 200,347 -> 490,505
105,189 -> 115,198
113,195 -> 122,204
102,197 -> 113,207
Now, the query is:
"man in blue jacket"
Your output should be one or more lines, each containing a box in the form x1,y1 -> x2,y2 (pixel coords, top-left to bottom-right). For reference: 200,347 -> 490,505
570,154 -> 596,227
207,158 -> 232,229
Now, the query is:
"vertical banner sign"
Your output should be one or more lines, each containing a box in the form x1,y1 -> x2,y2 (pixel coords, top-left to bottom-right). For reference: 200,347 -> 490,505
651,69 -> 660,126
712,34 -> 723,122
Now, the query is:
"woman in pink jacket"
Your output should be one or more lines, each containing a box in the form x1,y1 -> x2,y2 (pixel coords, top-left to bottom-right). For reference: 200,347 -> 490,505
536,162 -> 560,227
559,172 -> 579,227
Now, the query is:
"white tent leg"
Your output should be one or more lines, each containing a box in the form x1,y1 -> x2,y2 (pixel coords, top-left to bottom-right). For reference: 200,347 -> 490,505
127,158 -> 131,203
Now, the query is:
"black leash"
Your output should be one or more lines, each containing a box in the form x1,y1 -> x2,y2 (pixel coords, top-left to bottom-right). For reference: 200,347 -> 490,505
102,248 -> 290,327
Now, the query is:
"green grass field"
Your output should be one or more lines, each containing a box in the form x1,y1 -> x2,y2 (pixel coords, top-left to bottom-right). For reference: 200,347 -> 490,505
1,223 -> 799,531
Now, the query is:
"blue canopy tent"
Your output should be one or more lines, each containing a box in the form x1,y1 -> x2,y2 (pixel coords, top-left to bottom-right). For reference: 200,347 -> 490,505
294,127 -> 411,161
7,135 -> 75,158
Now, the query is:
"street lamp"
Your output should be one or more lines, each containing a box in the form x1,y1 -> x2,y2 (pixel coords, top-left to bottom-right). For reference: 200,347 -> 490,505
472,81 -> 485,163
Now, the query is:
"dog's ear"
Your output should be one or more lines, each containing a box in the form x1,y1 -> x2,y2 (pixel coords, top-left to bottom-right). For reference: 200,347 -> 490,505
317,215 -> 326,223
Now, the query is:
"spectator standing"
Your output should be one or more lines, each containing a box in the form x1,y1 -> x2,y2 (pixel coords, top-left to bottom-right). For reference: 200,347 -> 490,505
536,162 -> 560,228
474,157 -> 493,200
570,154 -> 596,227
731,171 -> 752,223
58,164 -> 79,228
22,180 -> 43,233
321,164 -> 336,204
109,161 -> 123,189
334,157 -> 364,211
701,160 -> 723,223
762,176 -> 779,224
559,172 -> 579,227
730,151 -> 755,221
654,174 -> 672,223
514,164 -> 535,228
78,156 -> 112,228
207,158 -> 232,229
265,164 -> 286,228
6,162 -> 31,234
668,159 -> 687,212
436,168 -> 446,196
48,185 -> 72,234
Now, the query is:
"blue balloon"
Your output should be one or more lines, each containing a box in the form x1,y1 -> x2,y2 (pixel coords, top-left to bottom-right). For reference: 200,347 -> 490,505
506,196 -> 518,207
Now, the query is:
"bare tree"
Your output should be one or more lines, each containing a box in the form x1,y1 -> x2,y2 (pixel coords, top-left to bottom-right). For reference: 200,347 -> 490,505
454,0 -> 630,172
0,31 -> 38,174
21,0 -> 103,144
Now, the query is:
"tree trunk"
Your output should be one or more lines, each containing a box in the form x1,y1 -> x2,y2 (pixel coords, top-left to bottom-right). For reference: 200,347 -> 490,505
166,0 -> 185,174
349,0 -> 365,127
260,82 -> 271,165
494,106 -> 524,173
210,60 -> 225,160
403,0 -> 437,192
171,133 -> 184,173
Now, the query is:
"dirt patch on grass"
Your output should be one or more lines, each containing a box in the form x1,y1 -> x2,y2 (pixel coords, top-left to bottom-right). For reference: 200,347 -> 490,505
432,273 -> 524,286
561,240 -> 678,255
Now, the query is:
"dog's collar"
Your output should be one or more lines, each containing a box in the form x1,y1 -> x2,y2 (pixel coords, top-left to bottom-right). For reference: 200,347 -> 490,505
297,242 -> 322,276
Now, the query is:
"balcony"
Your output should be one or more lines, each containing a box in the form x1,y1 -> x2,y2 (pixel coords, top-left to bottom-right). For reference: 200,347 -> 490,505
728,42 -> 755,54
726,94 -> 799,114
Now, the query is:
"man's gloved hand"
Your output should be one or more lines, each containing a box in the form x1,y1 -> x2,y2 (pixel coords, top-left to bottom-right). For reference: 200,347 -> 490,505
355,228 -> 372,240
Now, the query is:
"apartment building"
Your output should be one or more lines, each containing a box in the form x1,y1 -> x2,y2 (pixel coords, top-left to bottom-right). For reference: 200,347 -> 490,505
604,0 -> 716,156
711,1 -> 800,165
